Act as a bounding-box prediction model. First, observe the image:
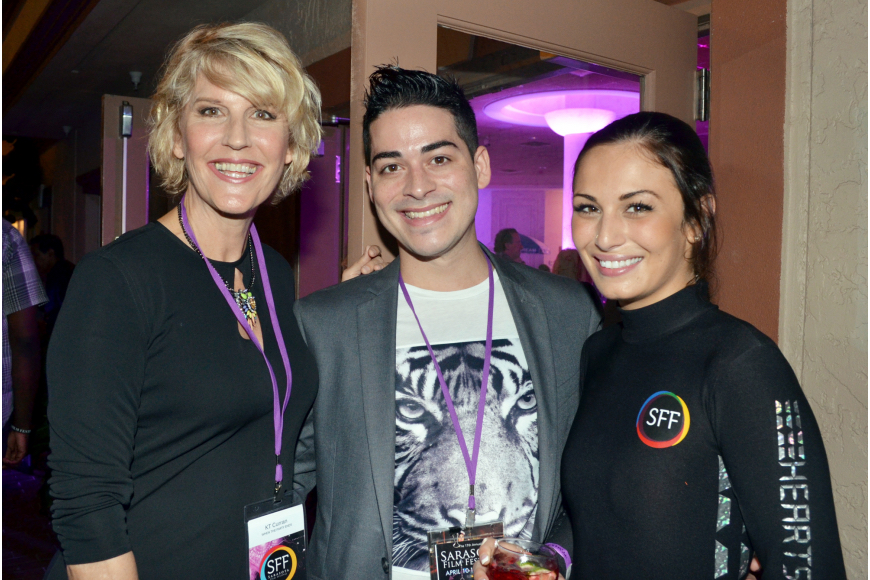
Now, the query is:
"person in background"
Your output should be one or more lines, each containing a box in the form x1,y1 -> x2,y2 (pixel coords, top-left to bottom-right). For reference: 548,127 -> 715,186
2,219 -> 47,466
552,248 -> 615,326
494,227 -> 525,264
45,22 -> 320,579
552,248 -> 591,285
30,234 -> 75,333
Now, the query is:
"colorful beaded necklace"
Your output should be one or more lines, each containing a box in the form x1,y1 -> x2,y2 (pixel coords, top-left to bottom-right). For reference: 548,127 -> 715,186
177,204 -> 258,325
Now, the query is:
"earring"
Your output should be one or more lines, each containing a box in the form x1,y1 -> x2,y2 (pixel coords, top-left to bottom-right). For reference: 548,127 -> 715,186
694,235 -> 701,242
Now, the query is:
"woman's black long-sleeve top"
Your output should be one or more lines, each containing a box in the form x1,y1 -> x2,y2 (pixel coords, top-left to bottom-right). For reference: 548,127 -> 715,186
560,282 -> 845,579
46,223 -> 318,579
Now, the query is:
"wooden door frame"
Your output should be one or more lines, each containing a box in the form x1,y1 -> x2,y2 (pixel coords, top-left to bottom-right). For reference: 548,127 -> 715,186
347,0 -> 697,260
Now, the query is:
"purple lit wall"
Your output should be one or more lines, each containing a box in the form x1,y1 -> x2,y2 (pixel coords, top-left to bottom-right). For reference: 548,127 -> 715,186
476,188 -> 493,248
298,128 -> 343,298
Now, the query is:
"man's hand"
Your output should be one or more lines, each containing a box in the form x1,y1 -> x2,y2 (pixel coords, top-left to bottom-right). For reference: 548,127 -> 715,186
341,245 -> 388,281
6,305 -> 40,467
3,431 -> 27,466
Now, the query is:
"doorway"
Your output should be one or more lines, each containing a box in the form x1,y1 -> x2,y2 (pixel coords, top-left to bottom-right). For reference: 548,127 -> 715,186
437,28 -> 642,270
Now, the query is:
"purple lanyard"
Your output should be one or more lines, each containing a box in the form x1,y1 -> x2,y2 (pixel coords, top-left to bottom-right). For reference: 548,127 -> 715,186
398,258 -> 494,528
180,198 -> 292,498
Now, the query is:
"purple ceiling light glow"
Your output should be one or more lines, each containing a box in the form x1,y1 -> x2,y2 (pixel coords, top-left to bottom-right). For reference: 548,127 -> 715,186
484,90 -> 640,249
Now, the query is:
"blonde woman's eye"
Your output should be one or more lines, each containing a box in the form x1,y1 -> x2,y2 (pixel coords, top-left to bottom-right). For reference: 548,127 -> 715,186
199,107 -> 220,117
254,110 -> 277,120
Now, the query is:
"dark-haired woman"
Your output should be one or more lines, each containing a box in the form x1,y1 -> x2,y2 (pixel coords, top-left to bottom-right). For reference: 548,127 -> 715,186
476,112 -> 845,580
562,112 -> 845,579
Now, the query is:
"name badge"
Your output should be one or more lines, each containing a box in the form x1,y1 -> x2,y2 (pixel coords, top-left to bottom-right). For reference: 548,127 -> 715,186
245,498 -> 306,580
427,522 -> 504,580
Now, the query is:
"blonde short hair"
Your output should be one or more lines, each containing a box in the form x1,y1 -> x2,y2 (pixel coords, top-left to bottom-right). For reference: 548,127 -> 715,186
148,22 -> 322,201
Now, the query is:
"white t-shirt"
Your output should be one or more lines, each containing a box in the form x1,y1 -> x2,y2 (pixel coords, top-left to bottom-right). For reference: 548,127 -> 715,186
391,272 -> 539,574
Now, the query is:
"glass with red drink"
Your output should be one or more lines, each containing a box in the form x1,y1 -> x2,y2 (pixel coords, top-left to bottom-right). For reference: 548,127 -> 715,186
486,538 -> 559,580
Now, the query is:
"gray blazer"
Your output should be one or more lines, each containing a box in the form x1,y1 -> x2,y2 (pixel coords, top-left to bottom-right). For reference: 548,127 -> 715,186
292,248 -> 601,580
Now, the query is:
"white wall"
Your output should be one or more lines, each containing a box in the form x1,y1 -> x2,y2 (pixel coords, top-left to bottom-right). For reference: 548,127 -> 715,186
780,0 -> 868,576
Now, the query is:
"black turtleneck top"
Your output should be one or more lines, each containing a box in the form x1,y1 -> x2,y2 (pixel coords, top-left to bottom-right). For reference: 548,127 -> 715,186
560,283 -> 845,580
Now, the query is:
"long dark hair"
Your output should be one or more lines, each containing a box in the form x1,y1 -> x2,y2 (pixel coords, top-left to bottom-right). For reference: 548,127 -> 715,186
573,111 -> 718,285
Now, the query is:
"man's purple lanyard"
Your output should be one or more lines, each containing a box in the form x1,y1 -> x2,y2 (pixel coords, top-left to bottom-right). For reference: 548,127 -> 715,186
398,258 -> 494,529
180,197 -> 292,500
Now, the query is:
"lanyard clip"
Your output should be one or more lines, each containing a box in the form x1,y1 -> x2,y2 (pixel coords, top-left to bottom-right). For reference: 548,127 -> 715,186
274,455 -> 283,501
465,485 -> 476,528
465,508 -> 475,528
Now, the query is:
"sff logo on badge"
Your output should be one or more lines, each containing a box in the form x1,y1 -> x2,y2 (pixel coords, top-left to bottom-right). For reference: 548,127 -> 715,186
259,545 -> 297,580
636,391 -> 690,448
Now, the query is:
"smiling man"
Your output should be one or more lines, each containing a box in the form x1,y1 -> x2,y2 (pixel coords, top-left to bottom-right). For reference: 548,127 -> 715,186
292,66 -> 600,580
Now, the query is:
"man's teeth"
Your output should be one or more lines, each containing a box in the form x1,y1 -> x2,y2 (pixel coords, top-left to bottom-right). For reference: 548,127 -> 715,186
405,204 -> 448,219
215,162 -> 257,177
600,257 -> 642,269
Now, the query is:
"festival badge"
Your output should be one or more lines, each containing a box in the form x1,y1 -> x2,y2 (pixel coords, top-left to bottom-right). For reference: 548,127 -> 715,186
427,522 -> 504,580
245,500 -> 307,580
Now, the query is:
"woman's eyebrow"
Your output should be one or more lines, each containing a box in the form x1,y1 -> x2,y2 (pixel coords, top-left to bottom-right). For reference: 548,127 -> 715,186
573,190 -> 661,202
620,189 -> 659,201
189,98 -> 223,108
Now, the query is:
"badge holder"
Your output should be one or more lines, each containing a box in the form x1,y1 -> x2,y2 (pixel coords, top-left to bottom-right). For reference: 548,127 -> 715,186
181,201 -> 303,580
245,496 -> 307,580
427,521 -> 504,580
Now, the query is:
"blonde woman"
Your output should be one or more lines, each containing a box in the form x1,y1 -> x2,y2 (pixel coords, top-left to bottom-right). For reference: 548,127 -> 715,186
46,23 -> 321,579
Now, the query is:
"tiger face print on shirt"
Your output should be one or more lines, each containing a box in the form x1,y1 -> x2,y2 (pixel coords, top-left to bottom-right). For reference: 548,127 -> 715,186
392,338 -> 539,570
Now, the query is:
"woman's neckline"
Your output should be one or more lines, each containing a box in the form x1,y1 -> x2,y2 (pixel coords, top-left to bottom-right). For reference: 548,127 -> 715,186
155,219 -> 248,267
618,281 -> 716,343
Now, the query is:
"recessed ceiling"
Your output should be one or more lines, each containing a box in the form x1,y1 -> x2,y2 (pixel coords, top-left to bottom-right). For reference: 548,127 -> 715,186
469,67 -> 640,189
3,0 -> 351,141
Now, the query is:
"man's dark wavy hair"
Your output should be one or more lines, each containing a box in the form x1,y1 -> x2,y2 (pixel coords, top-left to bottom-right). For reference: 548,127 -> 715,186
362,66 -> 479,165
573,111 -> 719,287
